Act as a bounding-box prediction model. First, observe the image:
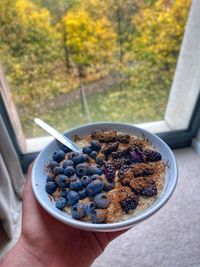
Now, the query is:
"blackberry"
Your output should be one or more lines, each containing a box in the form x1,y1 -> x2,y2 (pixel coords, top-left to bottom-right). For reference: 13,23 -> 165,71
104,162 -> 116,182
144,150 -> 162,162
111,158 -> 125,169
120,194 -> 138,214
128,148 -> 144,163
116,133 -> 130,143
117,165 -> 130,179
103,142 -> 119,158
130,177 -> 157,197
141,186 -> 157,197
111,147 -> 130,159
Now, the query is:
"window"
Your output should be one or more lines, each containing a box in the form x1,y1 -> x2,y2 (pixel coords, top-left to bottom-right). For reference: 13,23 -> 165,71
0,0 -> 199,172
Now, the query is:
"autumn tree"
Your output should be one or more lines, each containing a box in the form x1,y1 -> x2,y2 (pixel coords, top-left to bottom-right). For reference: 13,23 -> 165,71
129,0 -> 191,103
0,0 -> 65,120
63,9 -> 117,79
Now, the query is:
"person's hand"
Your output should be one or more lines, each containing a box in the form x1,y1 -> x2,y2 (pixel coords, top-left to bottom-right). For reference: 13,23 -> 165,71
1,163 -> 126,267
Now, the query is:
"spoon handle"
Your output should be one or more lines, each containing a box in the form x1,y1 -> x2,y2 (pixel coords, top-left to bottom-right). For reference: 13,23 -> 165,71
34,118 -> 81,153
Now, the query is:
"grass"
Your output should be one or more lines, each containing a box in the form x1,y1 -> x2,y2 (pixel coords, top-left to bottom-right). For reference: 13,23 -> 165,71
22,82 -> 169,138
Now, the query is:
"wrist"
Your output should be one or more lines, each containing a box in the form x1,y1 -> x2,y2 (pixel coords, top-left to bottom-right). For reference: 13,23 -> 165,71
0,237 -> 47,267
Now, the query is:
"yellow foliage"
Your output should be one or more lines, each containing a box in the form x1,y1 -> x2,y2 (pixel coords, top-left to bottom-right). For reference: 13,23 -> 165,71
132,0 -> 191,67
63,9 -> 117,66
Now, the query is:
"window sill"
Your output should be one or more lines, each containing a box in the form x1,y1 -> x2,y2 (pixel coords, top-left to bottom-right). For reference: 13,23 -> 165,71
26,120 -> 171,153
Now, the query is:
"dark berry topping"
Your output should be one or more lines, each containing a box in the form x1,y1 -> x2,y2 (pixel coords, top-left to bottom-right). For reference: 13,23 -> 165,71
86,180 -> 104,197
61,145 -> 71,153
53,166 -> 64,175
60,188 -> 70,198
55,197 -> 67,209
79,188 -> 87,199
47,161 -> 59,170
128,148 -> 144,163
55,175 -> 70,188
75,163 -> 89,177
70,179 -> 82,191
112,158 -> 125,169
120,195 -> 138,214
102,142 -> 119,158
88,166 -> 102,176
104,162 -> 116,182
103,181 -> 115,191
91,209 -> 106,223
63,166 -> 75,177
52,150 -> 65,162
130,177 -> 157,196
71,204 -> 85,219
144,150 -> 162,162
63,160 -> 74,168
90,140 -> 101,151
94,193 -> 110,209
96,154 -> 105,165
90,150 -> 98,159
66,191 -> 80,206
82,146 -> 92,155
81,176 -> 91,187
84,202 -> 96,215
45,181 -> 57,195
73,154 -> 89,165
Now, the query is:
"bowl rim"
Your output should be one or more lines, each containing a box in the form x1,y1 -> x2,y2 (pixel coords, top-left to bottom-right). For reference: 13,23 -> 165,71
32,122 -> 178,231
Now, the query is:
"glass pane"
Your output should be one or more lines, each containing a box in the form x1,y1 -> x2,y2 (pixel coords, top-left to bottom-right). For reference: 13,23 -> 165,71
0,0 -> 191,140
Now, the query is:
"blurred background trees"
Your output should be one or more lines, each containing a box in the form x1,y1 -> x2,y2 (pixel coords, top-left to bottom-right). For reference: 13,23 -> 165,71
0,0 -> 191,137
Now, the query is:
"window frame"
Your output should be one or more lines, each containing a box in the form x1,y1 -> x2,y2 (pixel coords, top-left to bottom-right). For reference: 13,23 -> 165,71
1,90 -> 199,173
0,1 -> 200,173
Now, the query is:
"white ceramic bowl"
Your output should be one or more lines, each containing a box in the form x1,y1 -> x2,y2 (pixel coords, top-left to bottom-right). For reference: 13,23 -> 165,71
32,122 -> 178,232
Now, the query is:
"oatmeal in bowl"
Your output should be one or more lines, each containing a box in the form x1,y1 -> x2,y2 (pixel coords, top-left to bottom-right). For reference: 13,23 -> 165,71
32,123 -> 178,232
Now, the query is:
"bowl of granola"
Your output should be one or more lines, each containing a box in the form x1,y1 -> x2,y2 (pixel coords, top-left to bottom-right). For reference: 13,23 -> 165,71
32,122 -> 178,232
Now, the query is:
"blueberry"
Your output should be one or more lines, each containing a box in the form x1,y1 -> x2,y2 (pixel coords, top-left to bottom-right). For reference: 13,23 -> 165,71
103,182 -> 115,191
60,188 -> 70,198
84,202 -> 96,215
68,152 -> 79,160
91,174 -> 100,181
71,203 -> 85,219
82,146 -> 92,155
86,180 -> 104,197
73,154 -> 88,165
94,193 -> 110,208
70,179 -> 82,191
79,188 -> 87,199
55,175 -> 70,188
55,197 -> 67,209
53,166 -> 64,175
46,173 -> 55,182
90,151 -> 97,159
47,161 -> 59,170
61,145 -> 71,153
96,155 -> 105,165
63,160 -> 74,168
96,166 -> 103,175
90,140 -> 101,152
53,150 -> 65,162
81,176 -> 91,187
91,209 -> 106,223
88,166 -> 102,176
64,166 -> 75,177
45,181 -> 57,194
76,163 -> 89,177
66,191 -> 80,206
